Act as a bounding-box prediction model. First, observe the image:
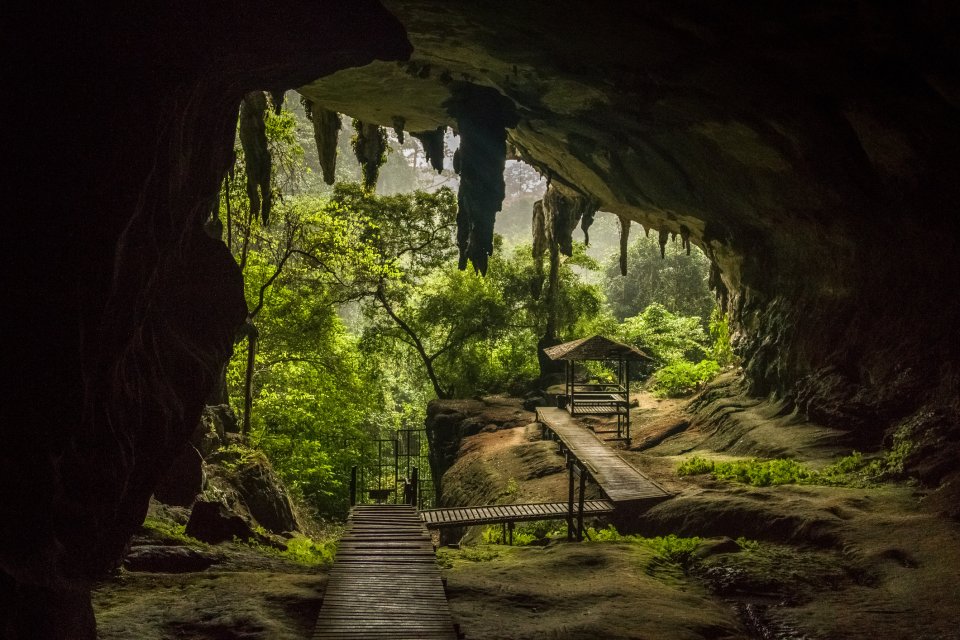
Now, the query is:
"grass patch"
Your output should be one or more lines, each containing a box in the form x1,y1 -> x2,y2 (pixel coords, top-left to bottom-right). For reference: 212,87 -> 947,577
142,517 -> 207,547
677,447 -> 911,488
437,544 -> 505,569
481,519 -> 566,546
280,536 -> 337,566
244,534 -> 337,567
587,526 -> 702,567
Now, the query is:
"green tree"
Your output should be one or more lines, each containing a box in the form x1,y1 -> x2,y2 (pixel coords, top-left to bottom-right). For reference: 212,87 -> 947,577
603,233 -> 715,323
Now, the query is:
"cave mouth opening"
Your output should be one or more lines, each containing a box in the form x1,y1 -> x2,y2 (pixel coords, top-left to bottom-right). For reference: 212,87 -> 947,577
7,2 -> 960,638
219,88 -> 722,520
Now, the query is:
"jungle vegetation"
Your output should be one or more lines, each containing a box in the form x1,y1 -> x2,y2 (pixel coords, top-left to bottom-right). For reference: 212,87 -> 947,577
217,93 -> 732,516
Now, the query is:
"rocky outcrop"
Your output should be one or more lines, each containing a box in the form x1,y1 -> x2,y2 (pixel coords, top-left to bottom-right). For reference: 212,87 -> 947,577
185,501 -> 260,545
425,396 -> 534,500
122,546 -> 219,573
153,445 -> 206,507
233,459 -> 300,535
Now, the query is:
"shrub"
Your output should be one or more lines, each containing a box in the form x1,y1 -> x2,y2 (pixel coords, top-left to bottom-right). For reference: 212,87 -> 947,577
585,526 -> 703,567
651,359 -> 720,397
677,449 -> 906,488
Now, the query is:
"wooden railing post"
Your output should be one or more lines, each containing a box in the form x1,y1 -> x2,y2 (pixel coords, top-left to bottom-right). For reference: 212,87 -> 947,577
577,462 -> 587,541
409,466 -> 419,506
349,465 -> 357,507
567,456 -> 575,541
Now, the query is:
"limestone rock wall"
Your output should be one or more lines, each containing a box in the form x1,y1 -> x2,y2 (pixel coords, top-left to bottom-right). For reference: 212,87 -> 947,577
2,3 -> 410,638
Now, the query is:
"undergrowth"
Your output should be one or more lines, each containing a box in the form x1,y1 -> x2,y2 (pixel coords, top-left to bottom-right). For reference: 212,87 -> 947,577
142,517 -> 206,547
245,535 -> 337,567
586,527 -> 703,567
677,446 -> 911,488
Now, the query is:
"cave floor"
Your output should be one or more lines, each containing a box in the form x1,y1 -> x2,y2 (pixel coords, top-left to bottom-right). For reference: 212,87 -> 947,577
435,389 -> 960,640
93,388 -> 960,640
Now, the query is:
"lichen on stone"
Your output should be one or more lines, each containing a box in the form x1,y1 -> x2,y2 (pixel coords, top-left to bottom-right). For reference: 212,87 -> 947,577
301,98 -> 341,185
351,119 -> 388,190
239,91 -> 272,224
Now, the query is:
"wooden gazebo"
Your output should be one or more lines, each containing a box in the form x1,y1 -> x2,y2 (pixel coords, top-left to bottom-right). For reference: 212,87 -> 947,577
543,335 -> 651,444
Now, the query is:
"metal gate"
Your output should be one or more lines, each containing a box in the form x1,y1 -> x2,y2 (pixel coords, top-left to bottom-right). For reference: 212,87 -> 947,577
351,429 -> 434,509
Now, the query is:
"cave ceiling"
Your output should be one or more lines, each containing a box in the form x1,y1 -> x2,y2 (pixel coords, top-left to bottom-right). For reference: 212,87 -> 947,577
298,1 -> 960,296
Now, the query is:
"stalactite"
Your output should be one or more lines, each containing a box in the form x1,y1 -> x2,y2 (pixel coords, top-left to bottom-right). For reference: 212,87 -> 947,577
531,199 -> 546,298
238,91 -> 272,225
302,98 -> 341,185
542,182 -> 596,257
446,84 -> 517,274
352,119 -> 387,191
658,228 -> 670,258
680,225 -> 691,255
411,127 -> 446,173
617,214 -> 631,276
268,89 -> 285,115
709,262 -> 729,311
392,116 -> 406,144
581,210 -> 596,245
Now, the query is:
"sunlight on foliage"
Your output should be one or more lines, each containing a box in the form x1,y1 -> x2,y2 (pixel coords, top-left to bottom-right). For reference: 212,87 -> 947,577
677,448 -> 910,488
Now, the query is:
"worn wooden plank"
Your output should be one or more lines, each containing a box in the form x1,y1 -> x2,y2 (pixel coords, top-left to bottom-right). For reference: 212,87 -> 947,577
535,407 -> 671,505
313,505 -> 458,640
419,500 -> 615,529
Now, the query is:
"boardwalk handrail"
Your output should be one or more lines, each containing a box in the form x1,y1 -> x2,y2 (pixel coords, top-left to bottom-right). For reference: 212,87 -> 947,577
419,500 -> 614,529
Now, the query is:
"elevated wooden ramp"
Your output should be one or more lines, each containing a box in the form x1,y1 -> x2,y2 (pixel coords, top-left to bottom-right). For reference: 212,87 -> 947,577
536,407 -> 670,509
313,504 -> 459,640
419,500 -> 614,529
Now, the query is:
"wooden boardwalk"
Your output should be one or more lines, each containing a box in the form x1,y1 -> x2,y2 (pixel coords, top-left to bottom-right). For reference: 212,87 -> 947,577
419,500 -> 614,528
312,504 -> 459,640
536,407 -> 670,506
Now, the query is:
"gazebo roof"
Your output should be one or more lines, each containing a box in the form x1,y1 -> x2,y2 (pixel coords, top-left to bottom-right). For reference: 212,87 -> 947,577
543,335 -> 651,362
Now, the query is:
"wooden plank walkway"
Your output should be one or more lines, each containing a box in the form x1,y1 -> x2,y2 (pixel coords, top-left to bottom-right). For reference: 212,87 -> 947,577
419,500 -> 614,528
536,407 -> 670,505
312,504 -> 459,640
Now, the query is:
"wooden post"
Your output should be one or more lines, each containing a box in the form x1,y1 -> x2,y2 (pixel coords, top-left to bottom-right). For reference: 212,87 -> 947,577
567,457 -> 575,541
349,465 -> 357,507
577,462 -> 587,541
625,359 -> 631,447
508,521 -> 514,546
394,437 -> 400,504
410,466 -> 419,507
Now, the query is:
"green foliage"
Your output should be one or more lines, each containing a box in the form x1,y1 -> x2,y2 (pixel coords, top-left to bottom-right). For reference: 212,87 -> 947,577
280,536 -> 338,567
617,303 -> 710,367
708,307 -> 736,366
736,536 -> 760,551
586,526 -> 702,566
603,233 -> 715,323
141,518 -> 205,548
243,534 -> 338,567
480,520 -> 566,546
677,449 -> 908,488
651,359 -> 720,397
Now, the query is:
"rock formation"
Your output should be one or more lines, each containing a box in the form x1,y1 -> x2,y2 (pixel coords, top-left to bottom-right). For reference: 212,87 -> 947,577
2,2 -> 410,638
4,1 -> 960,637
299,0 -> 960,473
